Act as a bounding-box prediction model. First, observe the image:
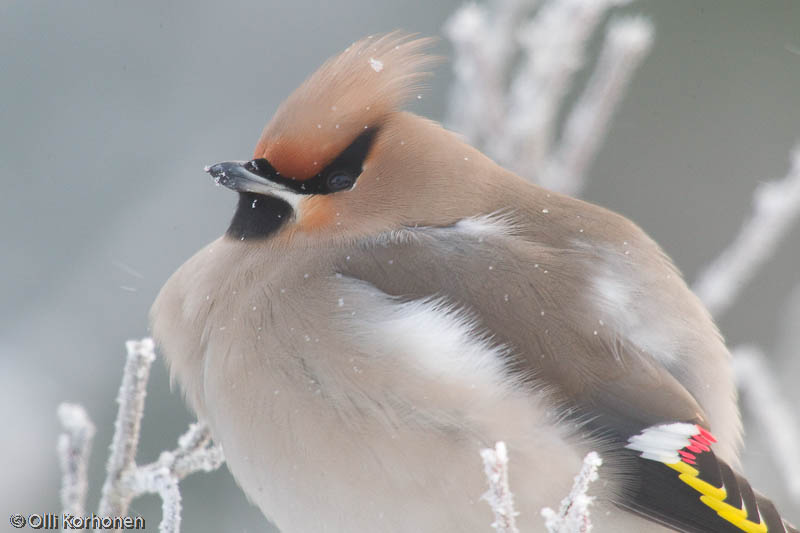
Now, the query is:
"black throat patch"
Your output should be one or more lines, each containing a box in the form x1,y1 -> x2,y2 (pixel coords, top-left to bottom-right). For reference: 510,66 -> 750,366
226,192 -> 292,240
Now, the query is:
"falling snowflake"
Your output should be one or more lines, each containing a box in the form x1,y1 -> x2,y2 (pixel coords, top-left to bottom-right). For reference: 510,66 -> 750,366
369,57 -> 384,72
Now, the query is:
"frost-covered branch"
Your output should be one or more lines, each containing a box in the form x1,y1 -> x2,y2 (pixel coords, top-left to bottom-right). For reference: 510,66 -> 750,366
501,0 -> 632,177
124,422 -> 225,533
481,441 -> 520,533
98,338 -> 157,518
57,403 -> 96,518
541,451 -> 602,533
446,0 -> 650,192
540,16 -> 653,195
170,422 -> 226,480
693,145 -> 800,317
59,338 -> 225,533
732,346 -> 800,501
480,444 -> 603,532
445,0 -> 532,149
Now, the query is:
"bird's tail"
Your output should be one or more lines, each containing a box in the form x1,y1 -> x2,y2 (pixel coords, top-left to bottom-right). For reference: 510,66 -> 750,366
624,422 -> 798,533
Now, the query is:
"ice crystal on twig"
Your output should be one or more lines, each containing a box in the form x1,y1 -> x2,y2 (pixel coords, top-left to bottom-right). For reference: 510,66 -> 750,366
98,338 -> 156,518
540,16 -> 653,195
58,338 -> 224,533
446,0 -> 652,193
481,441 -> 521,533
57,403 -> 96,518
541,451 -> 602,533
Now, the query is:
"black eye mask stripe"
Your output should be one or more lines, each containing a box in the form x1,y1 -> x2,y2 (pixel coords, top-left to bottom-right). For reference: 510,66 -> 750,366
226,127 -> 378,241
247,127 -> 378,195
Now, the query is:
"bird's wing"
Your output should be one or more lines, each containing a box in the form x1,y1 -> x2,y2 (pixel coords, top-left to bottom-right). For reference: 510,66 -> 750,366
332,220 -> 797,533
338,221 -> 706,430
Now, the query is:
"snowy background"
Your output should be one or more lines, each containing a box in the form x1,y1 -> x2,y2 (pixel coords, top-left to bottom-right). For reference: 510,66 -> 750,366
1,1 -> 798,531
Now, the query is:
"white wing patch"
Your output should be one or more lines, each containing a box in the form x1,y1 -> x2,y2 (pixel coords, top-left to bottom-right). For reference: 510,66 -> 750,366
625,423 -> 700,463
368,212 -> 519,247
369,298 -> 511,386
341,280 -> 517,393
591,265 -> 678,366
452,212 -> 519,239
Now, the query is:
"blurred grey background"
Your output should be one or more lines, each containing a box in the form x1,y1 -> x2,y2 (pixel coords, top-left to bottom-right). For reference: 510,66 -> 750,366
1,0 -> 798,531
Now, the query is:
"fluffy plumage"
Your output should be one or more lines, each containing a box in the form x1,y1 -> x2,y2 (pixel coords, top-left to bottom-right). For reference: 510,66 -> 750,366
151,34 -> 796,533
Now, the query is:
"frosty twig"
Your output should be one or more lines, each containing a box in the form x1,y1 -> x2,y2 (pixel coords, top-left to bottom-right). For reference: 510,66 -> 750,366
59,338 -> 225,533
446,0 -> 651,193
98,338 -> 156,518
481,442 -> 521,533
541,452 -> 602,533
694,146 -> 800,317
540,17 -> 653,195
57,403 -> 96,518
733,346 -> 800,500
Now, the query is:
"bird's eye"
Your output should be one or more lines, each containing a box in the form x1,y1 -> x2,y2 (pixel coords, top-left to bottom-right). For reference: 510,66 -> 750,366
326,171 -> 355,192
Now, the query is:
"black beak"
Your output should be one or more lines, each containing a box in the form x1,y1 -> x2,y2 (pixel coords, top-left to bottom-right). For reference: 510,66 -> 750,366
205,161 -> 270,193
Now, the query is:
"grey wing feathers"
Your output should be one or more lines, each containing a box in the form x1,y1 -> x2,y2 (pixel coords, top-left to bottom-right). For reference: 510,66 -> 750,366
338,224 -> 707,433
336,224 -> 798,533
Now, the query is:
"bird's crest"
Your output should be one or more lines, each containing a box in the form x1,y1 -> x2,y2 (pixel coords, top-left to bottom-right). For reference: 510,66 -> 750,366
253,32 -> 437,181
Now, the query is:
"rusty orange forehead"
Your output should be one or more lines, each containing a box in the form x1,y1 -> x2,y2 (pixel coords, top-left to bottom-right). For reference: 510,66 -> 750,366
253,135 -> 345,181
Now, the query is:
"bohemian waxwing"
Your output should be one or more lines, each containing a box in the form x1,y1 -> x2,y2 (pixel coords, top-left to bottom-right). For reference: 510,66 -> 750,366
151,33 -> 797,533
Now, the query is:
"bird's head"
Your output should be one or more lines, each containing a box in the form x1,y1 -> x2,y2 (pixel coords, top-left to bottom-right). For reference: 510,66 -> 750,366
207,33 -> 506,244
